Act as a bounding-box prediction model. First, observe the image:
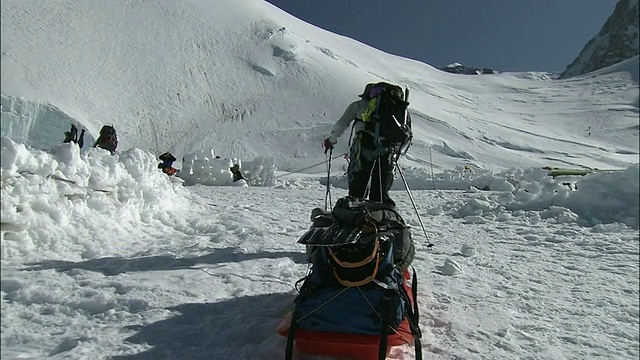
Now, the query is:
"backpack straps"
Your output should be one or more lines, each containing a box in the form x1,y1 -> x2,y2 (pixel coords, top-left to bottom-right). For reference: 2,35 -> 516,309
347,120 -> 356,147
405,267 -> 423,359
411,268 -> 420,324
378,295 -> 392,360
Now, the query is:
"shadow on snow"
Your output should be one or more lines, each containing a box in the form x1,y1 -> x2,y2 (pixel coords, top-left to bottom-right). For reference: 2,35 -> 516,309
112,292 -> 295,360
22,247 -> 307,275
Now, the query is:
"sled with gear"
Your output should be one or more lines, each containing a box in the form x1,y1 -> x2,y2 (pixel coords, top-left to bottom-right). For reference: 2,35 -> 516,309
276,197 -> 422,360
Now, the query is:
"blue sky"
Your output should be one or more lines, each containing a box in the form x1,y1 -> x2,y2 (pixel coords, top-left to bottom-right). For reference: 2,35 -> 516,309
266,0 -> 618,72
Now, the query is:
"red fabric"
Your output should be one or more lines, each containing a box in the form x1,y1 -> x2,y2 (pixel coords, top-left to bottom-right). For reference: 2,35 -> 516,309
162,167 -> 178,176
276,269 -> 417,359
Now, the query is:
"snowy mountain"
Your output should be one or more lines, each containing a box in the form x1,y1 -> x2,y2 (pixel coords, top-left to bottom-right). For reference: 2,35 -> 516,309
561,0 -> 639,79
1,1 -> 639,360
1,0 -> 638,174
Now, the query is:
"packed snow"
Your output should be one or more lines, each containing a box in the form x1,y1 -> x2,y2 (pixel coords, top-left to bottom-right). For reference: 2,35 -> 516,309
1,0 -> 639,359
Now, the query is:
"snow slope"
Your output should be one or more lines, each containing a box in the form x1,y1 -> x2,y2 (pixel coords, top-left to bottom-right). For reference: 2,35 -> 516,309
1,141 -> 638,359
1,0 -> 638,173
1,0 -> 639,359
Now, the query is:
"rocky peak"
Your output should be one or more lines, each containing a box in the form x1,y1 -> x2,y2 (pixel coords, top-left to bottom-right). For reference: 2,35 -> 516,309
560,0 -> 639,79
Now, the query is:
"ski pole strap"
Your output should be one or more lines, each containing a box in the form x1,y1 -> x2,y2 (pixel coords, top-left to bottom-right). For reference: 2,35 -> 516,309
399,133 -> 412,156
412,268 -> 420,323
347,121 -> 356,147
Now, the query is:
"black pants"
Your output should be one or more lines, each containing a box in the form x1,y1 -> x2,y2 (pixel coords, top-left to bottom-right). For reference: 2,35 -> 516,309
347,132 -> 397,206
63,125 -> 85,148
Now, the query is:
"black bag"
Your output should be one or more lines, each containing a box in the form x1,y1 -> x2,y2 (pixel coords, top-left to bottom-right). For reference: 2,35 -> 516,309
300,197 -> 415,278
361,82 -> 412,145
95,125 -> 118,153
331,196 -> 414,271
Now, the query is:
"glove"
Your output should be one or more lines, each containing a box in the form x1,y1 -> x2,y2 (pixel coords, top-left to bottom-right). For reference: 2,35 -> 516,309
323,137 -> 335,154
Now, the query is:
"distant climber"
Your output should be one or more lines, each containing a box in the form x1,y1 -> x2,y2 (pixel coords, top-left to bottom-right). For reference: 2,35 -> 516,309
158,152 -> 179,176
93,125 -> 118,154
230,164 -> 248,187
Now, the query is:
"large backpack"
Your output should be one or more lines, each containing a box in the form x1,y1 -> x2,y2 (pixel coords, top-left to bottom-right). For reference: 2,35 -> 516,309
287,197 -> 421,359
95,125 -> 118,153
361,82 -> 412,147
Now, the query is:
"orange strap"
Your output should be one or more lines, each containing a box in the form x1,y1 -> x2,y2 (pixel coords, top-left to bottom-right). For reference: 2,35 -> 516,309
332,259 -> 380,287
328,237 -> 381,287
327,238 -> 379,269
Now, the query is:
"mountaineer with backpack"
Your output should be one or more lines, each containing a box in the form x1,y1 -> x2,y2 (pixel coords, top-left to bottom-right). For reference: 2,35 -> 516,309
323,82 -> 412,208
93,125 -> 118,154
158,152 -> 179,176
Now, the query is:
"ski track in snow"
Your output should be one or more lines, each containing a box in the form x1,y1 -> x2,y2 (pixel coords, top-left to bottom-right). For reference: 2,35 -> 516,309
2,184 -> 638,360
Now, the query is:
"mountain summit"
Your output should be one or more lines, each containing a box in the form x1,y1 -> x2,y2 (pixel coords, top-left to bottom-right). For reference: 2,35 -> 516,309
561,0 -> 639,79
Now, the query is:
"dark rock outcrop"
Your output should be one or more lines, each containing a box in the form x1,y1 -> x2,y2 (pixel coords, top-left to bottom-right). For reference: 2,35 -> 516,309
439,63 -> 496,75
560,0 -> 639,79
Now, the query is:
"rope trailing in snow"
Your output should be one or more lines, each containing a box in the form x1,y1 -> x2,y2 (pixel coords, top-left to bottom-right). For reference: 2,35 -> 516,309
274,152 -> 348,179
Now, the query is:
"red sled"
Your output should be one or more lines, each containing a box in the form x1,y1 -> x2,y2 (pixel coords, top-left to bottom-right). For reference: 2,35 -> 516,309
276,270 -> 421,360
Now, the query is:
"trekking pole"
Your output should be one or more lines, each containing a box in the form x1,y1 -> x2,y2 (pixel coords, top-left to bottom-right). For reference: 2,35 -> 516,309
324,148 -> 333,211
274,153 -> 347,179
395,163 -> 434,247
429,146 -> 436,191
377,158 -> 383,204
363,158 -> 378,200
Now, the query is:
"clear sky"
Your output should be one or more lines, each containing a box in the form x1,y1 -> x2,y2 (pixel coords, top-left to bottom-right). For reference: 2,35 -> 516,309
266,0 -> 618,72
